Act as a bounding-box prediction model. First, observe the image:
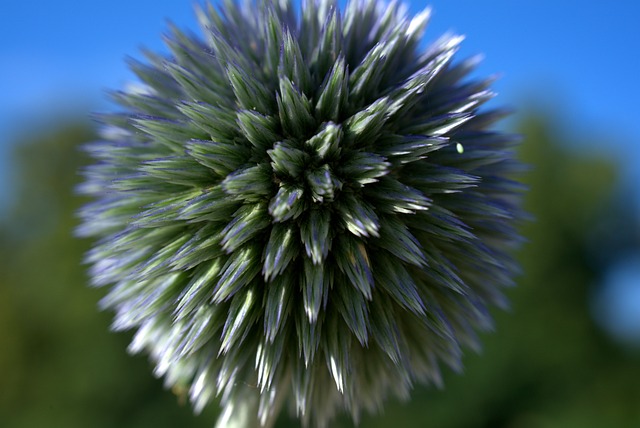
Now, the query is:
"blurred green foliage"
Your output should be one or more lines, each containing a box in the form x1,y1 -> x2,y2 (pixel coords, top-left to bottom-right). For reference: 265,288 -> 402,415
0,123 -> 217,428
1,115 -> 638,427
352,117 -> 640,428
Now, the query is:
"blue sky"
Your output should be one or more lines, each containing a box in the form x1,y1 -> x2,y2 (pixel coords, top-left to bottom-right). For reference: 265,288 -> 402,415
1,1 -> 639,152
1,1 -> 639,147
1,1 -> 639,338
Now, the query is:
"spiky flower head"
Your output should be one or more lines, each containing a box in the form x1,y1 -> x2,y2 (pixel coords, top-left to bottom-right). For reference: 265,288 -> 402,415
78,0 -> 524,426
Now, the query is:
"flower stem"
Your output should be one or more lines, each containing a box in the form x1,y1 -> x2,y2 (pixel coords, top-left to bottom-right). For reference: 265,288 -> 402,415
214,379 -> 289,428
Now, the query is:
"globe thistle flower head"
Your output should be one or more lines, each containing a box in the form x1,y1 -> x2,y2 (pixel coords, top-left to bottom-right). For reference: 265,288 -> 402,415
78,0 -> 524,427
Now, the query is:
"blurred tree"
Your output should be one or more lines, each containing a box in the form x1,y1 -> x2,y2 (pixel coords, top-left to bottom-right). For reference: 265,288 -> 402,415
0,122 -> 217,428
348,116 -> 640,428
1,114 -> 638,428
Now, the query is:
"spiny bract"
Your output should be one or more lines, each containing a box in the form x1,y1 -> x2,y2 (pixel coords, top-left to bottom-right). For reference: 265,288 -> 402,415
78,0 -> 524,427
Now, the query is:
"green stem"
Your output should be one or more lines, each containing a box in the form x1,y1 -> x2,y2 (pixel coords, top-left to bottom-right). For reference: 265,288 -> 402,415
214,375 -> 289,428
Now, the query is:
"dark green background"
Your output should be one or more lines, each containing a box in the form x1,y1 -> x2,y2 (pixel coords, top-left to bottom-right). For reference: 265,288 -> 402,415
1,110 -> 639,427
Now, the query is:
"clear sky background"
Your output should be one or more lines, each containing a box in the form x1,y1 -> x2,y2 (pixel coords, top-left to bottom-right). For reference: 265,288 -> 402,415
1,0 -> 639,340
1,1 -> 639,204
1,0 -> 639,180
